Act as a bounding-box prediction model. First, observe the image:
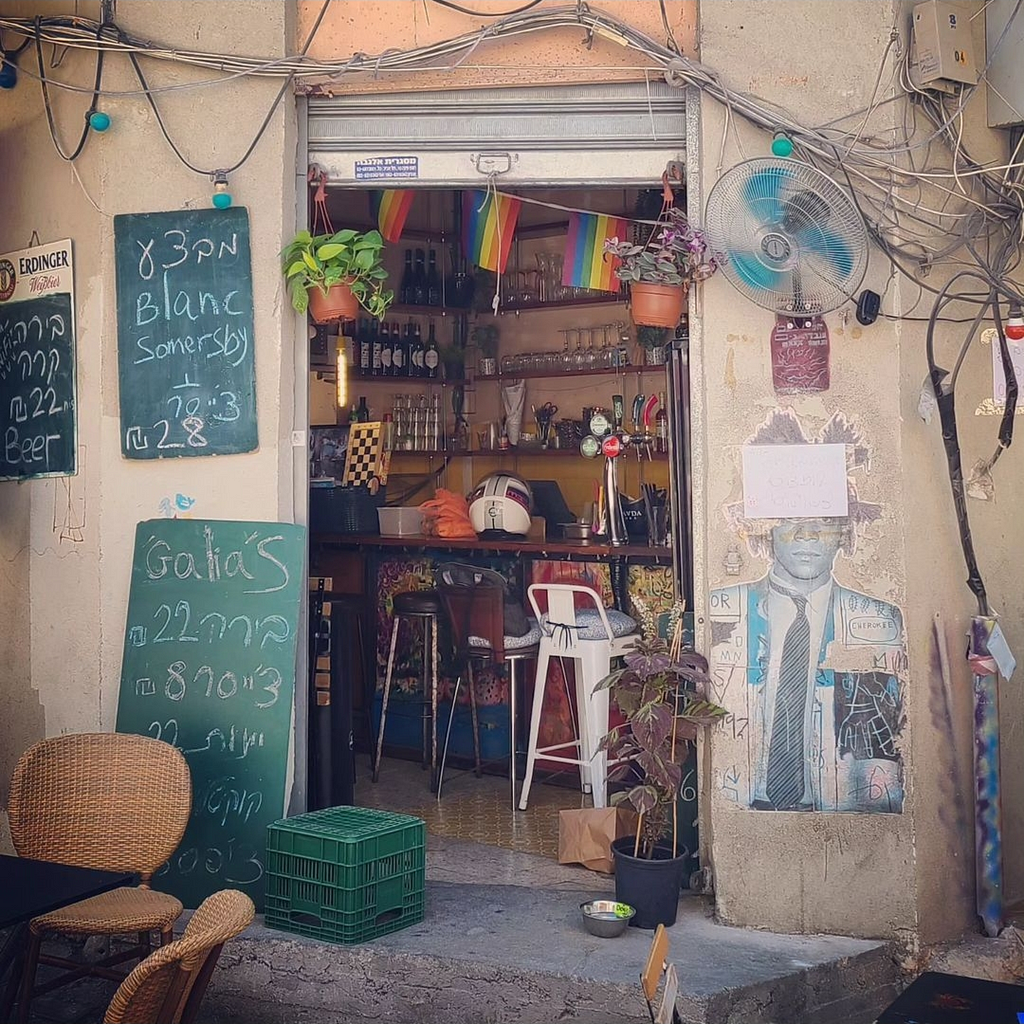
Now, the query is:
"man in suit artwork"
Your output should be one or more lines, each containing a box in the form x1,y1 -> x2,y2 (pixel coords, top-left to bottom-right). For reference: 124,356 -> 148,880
710,410 -> 905,814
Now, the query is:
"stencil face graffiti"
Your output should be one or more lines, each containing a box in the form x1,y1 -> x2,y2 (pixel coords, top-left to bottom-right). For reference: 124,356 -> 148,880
710,409 -> 906,814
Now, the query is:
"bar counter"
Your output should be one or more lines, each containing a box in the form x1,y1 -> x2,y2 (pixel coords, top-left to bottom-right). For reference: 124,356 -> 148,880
314,532 -> 671,562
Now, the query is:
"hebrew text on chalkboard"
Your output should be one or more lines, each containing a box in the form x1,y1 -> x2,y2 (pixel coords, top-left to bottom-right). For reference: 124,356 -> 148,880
0,239 -> 77,480
114,208 -> 258,459
116,518 -> 306,910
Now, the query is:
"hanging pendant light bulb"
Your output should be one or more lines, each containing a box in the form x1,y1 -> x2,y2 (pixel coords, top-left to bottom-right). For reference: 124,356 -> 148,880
211,171 -> 233,209
88,110 -> 111,132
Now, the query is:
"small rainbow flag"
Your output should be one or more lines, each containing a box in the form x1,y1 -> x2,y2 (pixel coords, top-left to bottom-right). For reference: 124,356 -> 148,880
369,190 -> 414,243
462,190 -> 521,274
562,212 -> 629,292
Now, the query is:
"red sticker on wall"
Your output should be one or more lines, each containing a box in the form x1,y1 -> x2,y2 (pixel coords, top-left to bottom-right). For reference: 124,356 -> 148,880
770,316 -> 830,393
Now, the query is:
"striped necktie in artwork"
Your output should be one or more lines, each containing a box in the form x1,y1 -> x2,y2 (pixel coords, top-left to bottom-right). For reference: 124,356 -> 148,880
765,591 -> 810,809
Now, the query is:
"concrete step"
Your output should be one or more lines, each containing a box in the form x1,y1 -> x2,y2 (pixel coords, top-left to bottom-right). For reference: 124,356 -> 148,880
201,882 -> 899,1024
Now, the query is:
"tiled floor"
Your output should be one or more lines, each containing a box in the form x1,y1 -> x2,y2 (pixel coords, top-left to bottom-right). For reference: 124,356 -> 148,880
356,756 -> 591,859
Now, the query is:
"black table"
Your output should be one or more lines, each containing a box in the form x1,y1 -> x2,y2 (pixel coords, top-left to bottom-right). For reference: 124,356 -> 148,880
0,855 -> 135,1019
0,854 -> 134,929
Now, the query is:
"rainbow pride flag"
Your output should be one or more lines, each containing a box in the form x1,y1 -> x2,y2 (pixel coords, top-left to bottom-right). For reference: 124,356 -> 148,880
562,212 -> 629,292
368,190 -> 414,243
462,190 -> 521,274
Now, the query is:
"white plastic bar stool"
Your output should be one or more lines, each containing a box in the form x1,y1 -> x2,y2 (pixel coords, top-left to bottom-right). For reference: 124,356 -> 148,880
518,583 -> 637,811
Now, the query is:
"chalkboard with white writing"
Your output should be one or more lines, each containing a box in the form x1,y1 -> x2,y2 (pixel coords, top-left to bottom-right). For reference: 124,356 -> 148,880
0,238 -> 77,480
115,518 -> 306,910
114,208 -> 257,459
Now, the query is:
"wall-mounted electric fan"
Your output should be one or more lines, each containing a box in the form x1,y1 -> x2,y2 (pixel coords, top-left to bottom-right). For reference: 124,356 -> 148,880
704,158 -> 869,315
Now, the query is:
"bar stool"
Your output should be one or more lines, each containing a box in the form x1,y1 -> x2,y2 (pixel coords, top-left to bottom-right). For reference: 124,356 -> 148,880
437,574 -> 541,809
372,588 -> 446,793
518,583 -> 639,812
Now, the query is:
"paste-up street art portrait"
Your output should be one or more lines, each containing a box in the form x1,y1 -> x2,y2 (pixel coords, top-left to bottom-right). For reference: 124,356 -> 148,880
710,409 -> 906,813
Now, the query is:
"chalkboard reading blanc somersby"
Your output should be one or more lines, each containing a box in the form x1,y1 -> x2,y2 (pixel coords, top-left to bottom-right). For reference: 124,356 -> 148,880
114,208 -> 257,459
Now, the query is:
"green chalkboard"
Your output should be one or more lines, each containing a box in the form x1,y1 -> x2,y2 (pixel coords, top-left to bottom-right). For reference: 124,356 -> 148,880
115,518 -> 306,910
113,208 -> 257,459
0,291 -> 77,480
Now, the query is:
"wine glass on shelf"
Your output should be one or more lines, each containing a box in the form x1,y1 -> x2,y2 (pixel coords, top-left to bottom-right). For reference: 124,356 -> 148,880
600,323 -> 616,368
559,329 -> 574,374
570,327 -> 586,371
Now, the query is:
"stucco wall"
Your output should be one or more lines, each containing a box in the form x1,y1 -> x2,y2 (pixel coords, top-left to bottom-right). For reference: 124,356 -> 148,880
0,1 -> 296,838
697,0 -> 1018,944
297,0 -> 697,93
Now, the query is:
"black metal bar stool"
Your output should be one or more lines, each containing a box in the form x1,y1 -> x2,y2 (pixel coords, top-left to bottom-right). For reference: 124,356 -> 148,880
372,588 -> 453,793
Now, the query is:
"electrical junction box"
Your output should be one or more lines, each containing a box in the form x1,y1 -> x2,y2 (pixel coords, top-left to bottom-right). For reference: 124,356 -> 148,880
911,0 -> 978,88
986,0 -> 1024,127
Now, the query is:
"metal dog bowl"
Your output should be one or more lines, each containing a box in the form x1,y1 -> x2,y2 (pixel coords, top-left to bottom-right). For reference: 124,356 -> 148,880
580,899 -> 636,937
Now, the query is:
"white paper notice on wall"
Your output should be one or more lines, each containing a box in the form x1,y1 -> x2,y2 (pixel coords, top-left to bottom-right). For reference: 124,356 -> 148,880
742,443 -> 849,519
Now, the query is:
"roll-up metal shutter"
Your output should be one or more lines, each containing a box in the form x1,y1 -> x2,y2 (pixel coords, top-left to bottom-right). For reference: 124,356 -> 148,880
307,81 -> 685,186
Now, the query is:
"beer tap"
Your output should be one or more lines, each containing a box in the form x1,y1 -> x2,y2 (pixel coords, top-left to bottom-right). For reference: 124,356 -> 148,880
579,404 -> 657,547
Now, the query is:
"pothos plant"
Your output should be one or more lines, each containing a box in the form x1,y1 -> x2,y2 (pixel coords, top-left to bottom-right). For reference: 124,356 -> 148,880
597,601 -> 727,859
604,207 -> 721,287
281,228 -> 393,319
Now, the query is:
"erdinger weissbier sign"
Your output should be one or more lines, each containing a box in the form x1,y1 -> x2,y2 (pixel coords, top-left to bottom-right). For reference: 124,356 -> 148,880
0,239 -> 78,480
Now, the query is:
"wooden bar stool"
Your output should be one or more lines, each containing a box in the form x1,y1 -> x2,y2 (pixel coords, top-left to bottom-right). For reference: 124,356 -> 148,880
372,588 -> 448,793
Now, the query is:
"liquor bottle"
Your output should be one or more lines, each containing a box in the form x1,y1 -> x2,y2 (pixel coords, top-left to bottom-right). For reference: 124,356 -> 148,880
404,320 -> 417,378
351,319 -> 363,377
412,322 -> 424,377
655,391 -> 668,453
361,319 -> 373,376
355,396 -> 370,423
426,249 -> 442,306
370,319 -> 382,377
392,321 -> 406,375
379,323 -> 393,376
412,249 -> 427,306
399,249 -> 414,305
424,321 -> 440,379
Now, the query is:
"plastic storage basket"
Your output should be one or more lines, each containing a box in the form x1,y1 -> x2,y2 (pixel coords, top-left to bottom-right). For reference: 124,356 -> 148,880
377,506 -> 423,537
265,806 -> 425,945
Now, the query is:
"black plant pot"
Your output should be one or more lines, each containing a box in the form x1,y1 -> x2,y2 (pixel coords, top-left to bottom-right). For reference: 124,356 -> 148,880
612,836 -> 686,929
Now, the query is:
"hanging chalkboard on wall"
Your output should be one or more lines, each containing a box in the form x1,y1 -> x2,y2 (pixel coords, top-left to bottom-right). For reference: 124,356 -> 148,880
114,208 -> 258,459
0,239 -> 77,480
115,518 -> 306,910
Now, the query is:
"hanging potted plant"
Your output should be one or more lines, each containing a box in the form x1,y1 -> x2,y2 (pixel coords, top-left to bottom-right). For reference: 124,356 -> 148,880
281,228 -> 393,324
604,208 -> 720,328
597,607 -> 726,929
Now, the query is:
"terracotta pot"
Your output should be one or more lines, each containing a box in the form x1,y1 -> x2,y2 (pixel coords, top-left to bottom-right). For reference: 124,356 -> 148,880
629,282 -> 686,328
308,281 -> 358,324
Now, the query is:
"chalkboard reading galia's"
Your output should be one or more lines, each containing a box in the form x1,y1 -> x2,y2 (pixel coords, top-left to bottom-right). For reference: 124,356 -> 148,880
114,208 -> 257,459
116,519 -> 305,910
0,239 -> 78,480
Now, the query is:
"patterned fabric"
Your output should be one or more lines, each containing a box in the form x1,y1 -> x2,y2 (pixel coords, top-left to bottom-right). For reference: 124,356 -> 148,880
539,608 -> 637,640
469,619 -> 542,651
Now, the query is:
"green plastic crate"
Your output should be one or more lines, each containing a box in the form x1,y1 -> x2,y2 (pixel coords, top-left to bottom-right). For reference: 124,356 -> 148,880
265,806 -> 425,945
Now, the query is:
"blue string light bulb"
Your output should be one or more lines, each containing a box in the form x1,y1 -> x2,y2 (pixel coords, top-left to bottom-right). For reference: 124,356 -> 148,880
211,171 -> 232,209
771,131 -> 793,158
88,110 -> 111,132
0,54 -> 17,90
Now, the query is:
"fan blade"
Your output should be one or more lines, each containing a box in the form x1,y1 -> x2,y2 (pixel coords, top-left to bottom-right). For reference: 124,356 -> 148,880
794,225 -> 855,279
741,166 -> 790,224
727,251 -> 789,292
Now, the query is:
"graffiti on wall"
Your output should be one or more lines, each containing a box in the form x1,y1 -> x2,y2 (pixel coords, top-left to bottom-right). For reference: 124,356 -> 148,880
710,409 -> 906,813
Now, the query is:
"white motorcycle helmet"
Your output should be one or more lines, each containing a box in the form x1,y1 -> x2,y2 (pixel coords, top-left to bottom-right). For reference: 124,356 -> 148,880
468,473 -> 533,539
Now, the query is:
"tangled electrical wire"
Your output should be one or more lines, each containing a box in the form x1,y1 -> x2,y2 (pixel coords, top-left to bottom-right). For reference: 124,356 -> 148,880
3,0 -> 1023,611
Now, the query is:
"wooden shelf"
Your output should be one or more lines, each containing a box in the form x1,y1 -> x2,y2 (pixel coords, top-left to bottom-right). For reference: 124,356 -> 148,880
390,304 -> 465,316
497,296 -> 625,313
388,448 -> 668,460
477,364 -> 666,382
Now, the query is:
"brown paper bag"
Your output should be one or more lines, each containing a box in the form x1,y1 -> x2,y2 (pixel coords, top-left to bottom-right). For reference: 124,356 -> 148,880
558,806 -> 638,873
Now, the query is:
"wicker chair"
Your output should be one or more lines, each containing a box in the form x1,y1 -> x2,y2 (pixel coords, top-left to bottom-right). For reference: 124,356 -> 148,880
7,733 -> 192,1024
104,889 -> 254,1024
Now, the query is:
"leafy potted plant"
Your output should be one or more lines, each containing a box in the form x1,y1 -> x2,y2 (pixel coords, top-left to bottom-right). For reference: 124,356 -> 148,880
597,605 -> 726,929
604,208 -> 720,328
471,323 -> 499,377
281,228 -> 393,324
